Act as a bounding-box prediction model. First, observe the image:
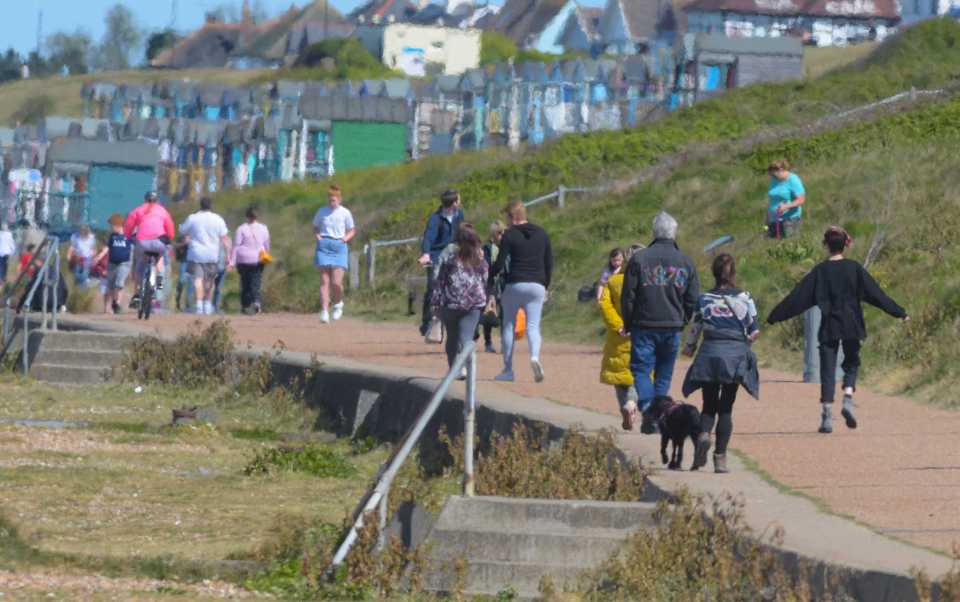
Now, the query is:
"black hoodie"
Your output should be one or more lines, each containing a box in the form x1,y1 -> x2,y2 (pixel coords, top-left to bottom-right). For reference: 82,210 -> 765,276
489,222 -> 553,290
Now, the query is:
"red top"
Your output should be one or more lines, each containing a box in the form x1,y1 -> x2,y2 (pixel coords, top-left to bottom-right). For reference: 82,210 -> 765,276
123,202 -> 175,241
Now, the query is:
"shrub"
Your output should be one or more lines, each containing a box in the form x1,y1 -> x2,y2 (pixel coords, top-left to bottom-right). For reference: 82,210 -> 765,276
577,492 -> 820,601
480,31 -> 517,65
243,444 -> 356,478
11,94 -> 54,125
121,319 -> 236,387
442,422 -> 646,501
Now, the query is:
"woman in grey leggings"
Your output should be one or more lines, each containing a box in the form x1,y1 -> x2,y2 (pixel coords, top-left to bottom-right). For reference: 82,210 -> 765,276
488,201 -> 553,383
431,224 -> 489,378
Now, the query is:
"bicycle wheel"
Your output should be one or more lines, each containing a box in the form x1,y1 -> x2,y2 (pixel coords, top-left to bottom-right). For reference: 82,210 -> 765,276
138,267 -> 152,320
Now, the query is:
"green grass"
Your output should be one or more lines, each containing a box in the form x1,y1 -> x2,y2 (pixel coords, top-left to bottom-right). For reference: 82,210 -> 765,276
0,375 -> 389,597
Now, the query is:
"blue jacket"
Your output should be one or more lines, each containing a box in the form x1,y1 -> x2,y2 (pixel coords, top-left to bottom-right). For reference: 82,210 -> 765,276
420,207 -> 464,262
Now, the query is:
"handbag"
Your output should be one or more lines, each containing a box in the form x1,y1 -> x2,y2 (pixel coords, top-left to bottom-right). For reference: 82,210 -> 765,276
514,308 -> 526,340
425,315 -> 443,344
250,226 -> 272,265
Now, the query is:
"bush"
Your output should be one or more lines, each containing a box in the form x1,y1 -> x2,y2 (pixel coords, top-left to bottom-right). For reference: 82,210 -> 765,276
576,492 -> 820,601
244,444 -> 356,478
480,31 -> 517,65
442,422 -> 646,501
11,94 -> 54,125
294,37 -> 393,80
121,319 -> 237,387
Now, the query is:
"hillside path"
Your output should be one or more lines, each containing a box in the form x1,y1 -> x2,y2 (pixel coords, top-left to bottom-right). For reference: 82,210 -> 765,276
85,311 -> 960,560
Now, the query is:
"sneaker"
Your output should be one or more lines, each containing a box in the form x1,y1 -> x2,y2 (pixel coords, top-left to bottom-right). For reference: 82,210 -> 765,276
841,394 -> 858,429
530,358 -> 544,383
456,367 -> 467,381
111,301 -> 121,315
319,309 -> 330,324
156,275 -> 164,291
332,302 -> 344,321
692,432 -> 712,471
254,302 -> 262,315
640,413 -> 659,435
494,370 -> 514,382
818,405 -> 834,434
484,343 -> 496,354
713,453 -> 729,474
129,294 -> 141,309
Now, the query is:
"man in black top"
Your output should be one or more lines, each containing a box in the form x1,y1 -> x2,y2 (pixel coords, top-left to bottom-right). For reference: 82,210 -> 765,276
768,226 -> 908,433
418,190 -> 464,336
621,211 -> 699,434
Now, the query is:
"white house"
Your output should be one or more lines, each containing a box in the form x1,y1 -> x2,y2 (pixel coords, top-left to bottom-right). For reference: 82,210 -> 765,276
684,0 -> 900,46
374,23 -> 482,76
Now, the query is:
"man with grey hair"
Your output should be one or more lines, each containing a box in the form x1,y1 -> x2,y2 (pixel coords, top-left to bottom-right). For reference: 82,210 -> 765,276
621,211 -> 699,433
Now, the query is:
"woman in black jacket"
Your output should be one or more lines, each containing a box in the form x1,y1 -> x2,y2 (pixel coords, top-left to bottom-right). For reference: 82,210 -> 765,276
767,226 -> 908,434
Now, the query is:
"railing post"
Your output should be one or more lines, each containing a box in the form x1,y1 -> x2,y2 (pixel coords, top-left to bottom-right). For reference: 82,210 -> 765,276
463,349 -> 477,497
40,249 -> 49,332
366,242 -> 377,288
377,491 -> 389,551
349,252 -> 360,290
51,247 -> 59,331
557,184 -> 566,209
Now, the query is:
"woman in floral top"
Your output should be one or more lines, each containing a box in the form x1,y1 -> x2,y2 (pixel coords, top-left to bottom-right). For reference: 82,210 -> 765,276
431,223 -> 489,376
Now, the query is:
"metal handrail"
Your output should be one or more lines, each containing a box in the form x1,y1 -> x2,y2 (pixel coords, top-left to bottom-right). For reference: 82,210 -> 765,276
330,341 -> 478,569
3,239 -> 60,374
0,236 -> 53,361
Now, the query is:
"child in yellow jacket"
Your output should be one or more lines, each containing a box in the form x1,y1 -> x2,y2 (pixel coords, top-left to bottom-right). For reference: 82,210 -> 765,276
599,244 -> 644,430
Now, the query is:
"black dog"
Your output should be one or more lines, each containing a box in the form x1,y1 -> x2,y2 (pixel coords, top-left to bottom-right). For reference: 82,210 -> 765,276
649,395 -> 702,471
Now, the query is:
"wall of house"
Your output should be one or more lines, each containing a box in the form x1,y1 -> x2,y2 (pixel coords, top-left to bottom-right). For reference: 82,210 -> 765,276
686,10 -> 894,45
381,25 -> 481,76
87,165 -> 156,227
737,53 -> 803,86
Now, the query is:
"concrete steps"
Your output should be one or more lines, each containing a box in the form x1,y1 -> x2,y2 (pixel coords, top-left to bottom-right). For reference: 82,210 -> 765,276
28,330 -> 134,385
421,496 -> 656,598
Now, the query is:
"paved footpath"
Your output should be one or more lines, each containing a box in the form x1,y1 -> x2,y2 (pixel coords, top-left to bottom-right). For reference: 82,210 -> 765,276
84,312 -> 960,576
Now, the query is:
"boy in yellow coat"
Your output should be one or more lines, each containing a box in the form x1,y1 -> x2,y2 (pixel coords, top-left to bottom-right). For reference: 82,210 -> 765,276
599,245 -> 644,430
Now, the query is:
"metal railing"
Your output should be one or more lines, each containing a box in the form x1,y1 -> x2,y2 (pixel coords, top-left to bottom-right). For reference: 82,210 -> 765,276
330,341 -> 478,569
362,184 -> 601,288
0,237 -> 61,373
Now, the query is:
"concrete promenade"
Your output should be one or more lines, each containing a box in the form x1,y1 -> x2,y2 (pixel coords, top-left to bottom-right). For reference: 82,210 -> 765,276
81,312 -> 959,583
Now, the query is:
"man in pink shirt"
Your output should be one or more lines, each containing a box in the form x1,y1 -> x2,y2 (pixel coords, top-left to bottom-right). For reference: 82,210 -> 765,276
124,191 -> 175,297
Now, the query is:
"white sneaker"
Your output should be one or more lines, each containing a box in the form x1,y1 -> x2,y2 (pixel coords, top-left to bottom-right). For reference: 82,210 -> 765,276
332,302 -> 344,321
319,309 -> 330,324
531,358 -> 545,383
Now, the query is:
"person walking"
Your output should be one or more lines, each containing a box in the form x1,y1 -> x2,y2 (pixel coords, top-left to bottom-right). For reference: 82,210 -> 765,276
232,207 -> 270,315
599,244 -> 646,431
489,201 -> 553,383
596,247 -> 626,301
418,190 -> 463,337
479,220 -> 506,353
174,235 -> 194,312
67,225 -> 97,288
431,223 -> 488,378
0,223 -> 15,287
92,214 -> 133,314
766,159 -> 806,239
682,253 -> 760,474
312,184 -> 355,324
767,226 -> 908,433
180,197 -> 231,316
621,211 -> 699,434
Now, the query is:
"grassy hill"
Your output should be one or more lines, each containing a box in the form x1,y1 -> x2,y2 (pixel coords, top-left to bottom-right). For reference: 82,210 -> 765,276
0,69 -> 269,126
197,19 -> 960,404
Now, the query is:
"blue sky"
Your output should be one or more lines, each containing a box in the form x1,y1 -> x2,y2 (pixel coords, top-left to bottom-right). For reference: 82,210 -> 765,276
3,0 -> 372,56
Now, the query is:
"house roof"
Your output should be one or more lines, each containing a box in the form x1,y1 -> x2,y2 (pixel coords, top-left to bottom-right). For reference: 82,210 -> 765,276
493,0 -> 570,46
598,0 -> 661,44
350,0 -> 419,24
47,140 -> 158,168
152,21 -> 258,68
683,0 -> 899,19
575,5 -> 603,36
693,32 -> 803,55
286,21 -> 357,56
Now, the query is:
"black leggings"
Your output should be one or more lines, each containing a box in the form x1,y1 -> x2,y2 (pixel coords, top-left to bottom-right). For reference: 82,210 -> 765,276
700,383 -> 739,455
819,339 -> 861,403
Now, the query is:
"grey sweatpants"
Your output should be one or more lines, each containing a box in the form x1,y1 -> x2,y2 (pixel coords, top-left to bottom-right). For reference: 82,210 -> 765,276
440,307 -> 482,368
500,282 -> 546,372
615,384 -> 638,410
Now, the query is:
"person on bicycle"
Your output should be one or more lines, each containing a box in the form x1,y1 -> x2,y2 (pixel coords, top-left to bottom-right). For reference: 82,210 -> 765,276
124,191 -> 175,304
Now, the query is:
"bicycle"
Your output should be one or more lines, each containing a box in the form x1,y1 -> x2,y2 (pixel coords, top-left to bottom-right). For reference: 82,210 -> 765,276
137,252 -> 161,320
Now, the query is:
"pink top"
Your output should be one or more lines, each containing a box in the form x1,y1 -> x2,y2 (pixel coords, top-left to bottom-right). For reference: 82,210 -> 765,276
124,202 -> 175,241
231,221 -> 270,266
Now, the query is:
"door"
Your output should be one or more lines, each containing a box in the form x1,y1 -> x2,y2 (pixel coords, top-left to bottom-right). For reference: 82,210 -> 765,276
330,121 -> 407,173
87,165 -> 156,229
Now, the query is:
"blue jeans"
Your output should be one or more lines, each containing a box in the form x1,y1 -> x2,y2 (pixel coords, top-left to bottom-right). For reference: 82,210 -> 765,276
630,330 -> 681,413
